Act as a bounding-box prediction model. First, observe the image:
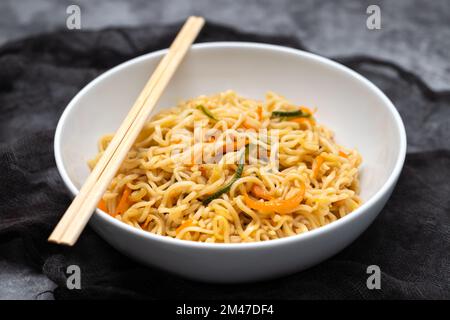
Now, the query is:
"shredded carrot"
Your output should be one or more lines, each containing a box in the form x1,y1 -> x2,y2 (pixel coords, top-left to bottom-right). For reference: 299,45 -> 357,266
115,187 -> 131,216
199,166 -> 208,177
291,117 -> 315,126
242,120 -> 259,130
312,155 -> 324,179
223,137 -> 250,153
339,151 -> 348,158
142,216 -> 152,229
251,184 -> 273,200
244,183 -> 305,214
223,141 -> 238,153
257,147 -> 271,159
176,219 -> 193,234
300,106 -> 313,115
98,199 -> 108,214
257,105 -> 263,120
185,153 -> 196,166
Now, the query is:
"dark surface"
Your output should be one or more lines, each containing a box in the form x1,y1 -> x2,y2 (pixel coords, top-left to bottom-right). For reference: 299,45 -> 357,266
1,0 -> 450,94
1,0 -> 449,299
0,21 -> 449,299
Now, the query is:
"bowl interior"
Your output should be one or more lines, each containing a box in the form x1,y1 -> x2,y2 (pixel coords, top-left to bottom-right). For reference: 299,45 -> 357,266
57,43 -> 403,205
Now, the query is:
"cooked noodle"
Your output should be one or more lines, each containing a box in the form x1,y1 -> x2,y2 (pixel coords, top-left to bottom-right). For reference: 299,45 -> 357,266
89,91 -> 362,243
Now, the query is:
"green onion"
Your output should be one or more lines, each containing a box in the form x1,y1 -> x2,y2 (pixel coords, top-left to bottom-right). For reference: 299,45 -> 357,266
271,110 -> 311,118
197,105 -> 218,121
202,145 -> 249,205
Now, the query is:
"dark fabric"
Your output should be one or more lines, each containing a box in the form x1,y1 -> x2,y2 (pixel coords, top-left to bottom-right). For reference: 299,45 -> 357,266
0,22 -> 449,300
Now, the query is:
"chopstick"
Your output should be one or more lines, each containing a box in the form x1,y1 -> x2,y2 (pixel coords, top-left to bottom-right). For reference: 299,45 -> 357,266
49,16 -> 205,245
49,18 -> 200,243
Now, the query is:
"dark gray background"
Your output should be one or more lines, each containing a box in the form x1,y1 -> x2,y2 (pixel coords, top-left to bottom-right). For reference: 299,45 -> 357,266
0,0 -> 448,299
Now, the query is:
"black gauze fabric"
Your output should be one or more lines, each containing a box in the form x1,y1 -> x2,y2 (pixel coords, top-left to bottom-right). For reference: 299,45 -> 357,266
0,23 -> 449,299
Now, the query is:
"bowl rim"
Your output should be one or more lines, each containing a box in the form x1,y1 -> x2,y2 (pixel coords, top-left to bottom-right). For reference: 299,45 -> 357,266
54,41 -> 407,250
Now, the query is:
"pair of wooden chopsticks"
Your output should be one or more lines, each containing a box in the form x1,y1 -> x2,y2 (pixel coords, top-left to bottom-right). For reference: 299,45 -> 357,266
49,16 -> 205,245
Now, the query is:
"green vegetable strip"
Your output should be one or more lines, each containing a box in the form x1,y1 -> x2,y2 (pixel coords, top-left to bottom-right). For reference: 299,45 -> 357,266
202,145 -> 248,205
271,110 -> 311,118
197,105 -> 218,121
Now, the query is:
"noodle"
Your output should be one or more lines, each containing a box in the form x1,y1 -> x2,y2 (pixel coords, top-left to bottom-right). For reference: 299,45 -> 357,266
88,91 -> 362,243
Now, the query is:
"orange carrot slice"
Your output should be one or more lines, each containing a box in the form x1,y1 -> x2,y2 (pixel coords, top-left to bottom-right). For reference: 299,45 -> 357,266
251,184 -> 273,200
244,183 -> 305,214
176,219 -> 193,235
291,117 -> 316,126
312,155 -> 324,179
257,105 -> 263,120
98,199 -> 108,214
339,151 -> 348,158
115,187 -> 131,216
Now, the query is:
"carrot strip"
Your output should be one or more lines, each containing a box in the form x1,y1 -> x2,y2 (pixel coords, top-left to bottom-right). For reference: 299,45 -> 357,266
142,216 -> 152,229
115,187 -> 131,216
291,117 -> 316,126
176,219 -> 193,234
339,151 -> 348,158
185,153 -> 197,166
244,183 -> 305,214
300,106 -> 313,114
257,105 -> 263,120
97,199 -> 108,214
223,141 -> 238,153
312,155 -> 324,179
222,137 -> 250,153
242,120 -> 259,130
251,184 -> 273,200
199,166 -> 208,177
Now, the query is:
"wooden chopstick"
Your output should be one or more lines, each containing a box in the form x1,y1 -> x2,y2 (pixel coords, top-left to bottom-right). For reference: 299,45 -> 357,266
48,17 -> 201,244
62,20 -> 204,244
49,16 -> 205,245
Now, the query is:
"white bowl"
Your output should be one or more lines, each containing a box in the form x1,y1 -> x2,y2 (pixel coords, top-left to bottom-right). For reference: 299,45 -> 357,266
55,42 -> 406,283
